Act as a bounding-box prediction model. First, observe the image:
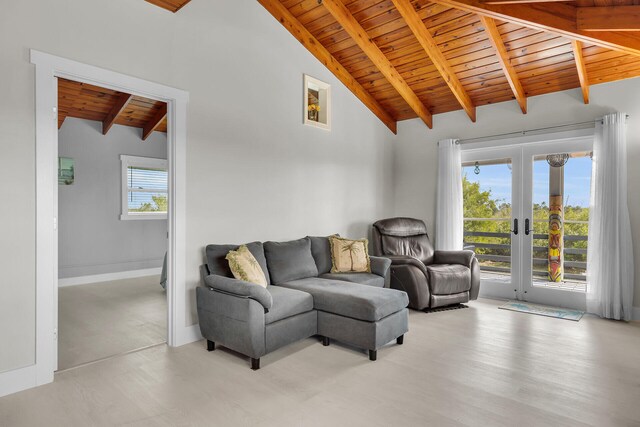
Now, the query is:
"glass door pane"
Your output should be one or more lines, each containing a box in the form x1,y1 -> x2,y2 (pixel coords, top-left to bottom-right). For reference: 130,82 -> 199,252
522,141 -> 592,309
530,152 -> 591,290
462,155 -> 518,299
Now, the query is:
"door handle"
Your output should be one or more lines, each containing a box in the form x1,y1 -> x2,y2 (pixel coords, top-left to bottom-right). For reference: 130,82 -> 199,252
525,218 -> 531,236
512,218 -> 519,235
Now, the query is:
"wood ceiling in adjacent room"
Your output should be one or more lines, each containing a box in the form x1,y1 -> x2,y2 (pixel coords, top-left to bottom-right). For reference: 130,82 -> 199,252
58,78 -> 168,141
258,0 -> 640,132
145,0 -> 191,13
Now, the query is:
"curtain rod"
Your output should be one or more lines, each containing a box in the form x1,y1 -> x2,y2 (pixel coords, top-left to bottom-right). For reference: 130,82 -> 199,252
455,115 -> 630,145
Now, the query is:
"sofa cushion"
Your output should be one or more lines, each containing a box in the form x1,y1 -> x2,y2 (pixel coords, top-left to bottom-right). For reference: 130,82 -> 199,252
264,286 -> 314,324
226,245 -> 268,287
319,273 -> 384,288
206,242 -> 271,285
427,264 -> 471,295
309,235 -> 335,275
276,278 -> 408,322
329,235 -> 371,273
264,237 -> 319,284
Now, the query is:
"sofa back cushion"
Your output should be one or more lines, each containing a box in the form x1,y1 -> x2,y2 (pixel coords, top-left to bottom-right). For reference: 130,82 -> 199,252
205,241 -> 271,285
308,235 -> 336,275
264,237 -> 319,284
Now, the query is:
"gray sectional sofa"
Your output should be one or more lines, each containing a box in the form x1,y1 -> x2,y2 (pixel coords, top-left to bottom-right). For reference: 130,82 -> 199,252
197,236 -> 409,370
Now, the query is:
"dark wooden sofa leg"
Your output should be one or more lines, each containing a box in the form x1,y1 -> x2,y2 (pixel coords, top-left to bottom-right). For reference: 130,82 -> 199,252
207,340 -> 215,352
369,350 -> 377,361
251,358 -> 260,370
397,335 -> 404,345
322,336 -> 330,346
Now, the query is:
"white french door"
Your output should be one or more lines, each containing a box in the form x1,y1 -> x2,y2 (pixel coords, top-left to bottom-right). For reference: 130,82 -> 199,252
462,135 -> 593,310
462,146 -> 522,301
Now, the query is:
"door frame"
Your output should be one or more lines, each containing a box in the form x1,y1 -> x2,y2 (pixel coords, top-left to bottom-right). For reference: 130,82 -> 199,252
30,50 -> 196,389
520,138 -> 593,310
460,127 -> 595,308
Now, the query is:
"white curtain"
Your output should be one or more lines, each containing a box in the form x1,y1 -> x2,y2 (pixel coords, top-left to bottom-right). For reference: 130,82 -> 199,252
436,139 -> 464,250
586,112 -> 635,321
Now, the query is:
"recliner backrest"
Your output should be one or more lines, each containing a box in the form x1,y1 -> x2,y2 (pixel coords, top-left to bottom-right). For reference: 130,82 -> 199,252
372,218 -> 434,266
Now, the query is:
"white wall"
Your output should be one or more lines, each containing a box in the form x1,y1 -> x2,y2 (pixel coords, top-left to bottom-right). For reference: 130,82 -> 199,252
393,77 -> 640,308
0,0 -> 395,373
58,118 -> 167,279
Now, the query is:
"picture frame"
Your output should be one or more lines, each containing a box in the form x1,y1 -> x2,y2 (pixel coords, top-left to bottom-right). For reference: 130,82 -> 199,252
58,157 -> 74,185
303,74 -> 331,130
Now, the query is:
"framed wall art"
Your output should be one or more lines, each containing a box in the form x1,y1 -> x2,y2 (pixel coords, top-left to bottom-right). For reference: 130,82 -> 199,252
303,74 -> 331,130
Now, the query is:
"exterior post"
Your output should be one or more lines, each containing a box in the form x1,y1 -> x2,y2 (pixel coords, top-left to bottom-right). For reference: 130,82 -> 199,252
548,166 -> 564,282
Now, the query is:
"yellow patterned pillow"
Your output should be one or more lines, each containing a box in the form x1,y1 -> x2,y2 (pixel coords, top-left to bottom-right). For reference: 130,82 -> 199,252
329,236 -> 371,273
226,245 -> 268,287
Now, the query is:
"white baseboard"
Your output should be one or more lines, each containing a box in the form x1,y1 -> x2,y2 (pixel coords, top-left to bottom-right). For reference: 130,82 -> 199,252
0,365 -> 37,398
176,324 -> 203,347
58,267 -> 162,287
0,323 -> 199,399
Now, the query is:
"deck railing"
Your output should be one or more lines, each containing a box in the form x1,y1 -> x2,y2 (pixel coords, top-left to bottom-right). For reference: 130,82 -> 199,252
463,219 -> 588,282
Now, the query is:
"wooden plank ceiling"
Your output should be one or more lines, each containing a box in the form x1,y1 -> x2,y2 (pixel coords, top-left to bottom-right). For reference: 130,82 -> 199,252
145,0 -> 191,13
258,0 -> 640,132
58,78 -> 168,141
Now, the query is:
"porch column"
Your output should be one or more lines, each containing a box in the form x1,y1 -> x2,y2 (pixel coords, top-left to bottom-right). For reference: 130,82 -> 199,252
548,166 -> 564,282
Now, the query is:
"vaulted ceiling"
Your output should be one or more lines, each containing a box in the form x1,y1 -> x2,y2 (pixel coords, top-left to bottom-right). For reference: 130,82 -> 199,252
258,0 -> 640,133
144,0 -> 640,132
145,0 -> 191,13
58,78 -> 168,141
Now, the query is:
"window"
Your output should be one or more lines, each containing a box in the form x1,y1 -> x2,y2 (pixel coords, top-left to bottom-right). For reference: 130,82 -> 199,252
120,155 -> 168,220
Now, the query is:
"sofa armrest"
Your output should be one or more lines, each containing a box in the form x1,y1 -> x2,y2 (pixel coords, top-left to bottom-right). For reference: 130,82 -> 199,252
204,274 -> 273,311
386,255 -> 428,277
386,256 -> 431,309
369,255 -> 392,288
433,250 -> 474,268
369,256 -> 391,277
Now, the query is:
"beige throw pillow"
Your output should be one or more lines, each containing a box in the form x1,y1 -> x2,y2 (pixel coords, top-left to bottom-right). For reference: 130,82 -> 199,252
226,245 -> 268,287
329,236 -> 371,273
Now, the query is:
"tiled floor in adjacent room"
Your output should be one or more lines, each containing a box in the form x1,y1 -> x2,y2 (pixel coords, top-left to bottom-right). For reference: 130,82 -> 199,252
57,275 -> 166,371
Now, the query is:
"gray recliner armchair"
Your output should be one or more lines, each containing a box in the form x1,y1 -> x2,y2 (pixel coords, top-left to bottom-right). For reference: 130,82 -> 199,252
372,218 -> 480,310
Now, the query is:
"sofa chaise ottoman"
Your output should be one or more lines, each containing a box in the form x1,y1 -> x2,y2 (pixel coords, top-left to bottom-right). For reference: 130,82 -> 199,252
197,236 -> 409,369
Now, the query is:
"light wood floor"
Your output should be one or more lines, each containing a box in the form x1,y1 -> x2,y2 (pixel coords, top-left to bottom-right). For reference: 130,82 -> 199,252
58,275 -> 166,371
2,298 -> 639,426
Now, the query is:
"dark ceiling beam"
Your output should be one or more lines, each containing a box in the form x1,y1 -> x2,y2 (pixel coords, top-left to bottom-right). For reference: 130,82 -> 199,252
571,40 -> 590,104
577,6 -> 640,32
480,16 -> 527,113
145,0 -> 191,13
102,93 -> 133,135
320,0 -> 433,128
142,104 -> 167,141
482,0 -> 570,3
392,0 -> 476,122
429,0 -> 640,56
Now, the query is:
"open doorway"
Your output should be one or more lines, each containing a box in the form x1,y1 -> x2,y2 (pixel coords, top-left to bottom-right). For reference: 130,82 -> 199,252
32,50 -> 191,389
56,78 -> 169,370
